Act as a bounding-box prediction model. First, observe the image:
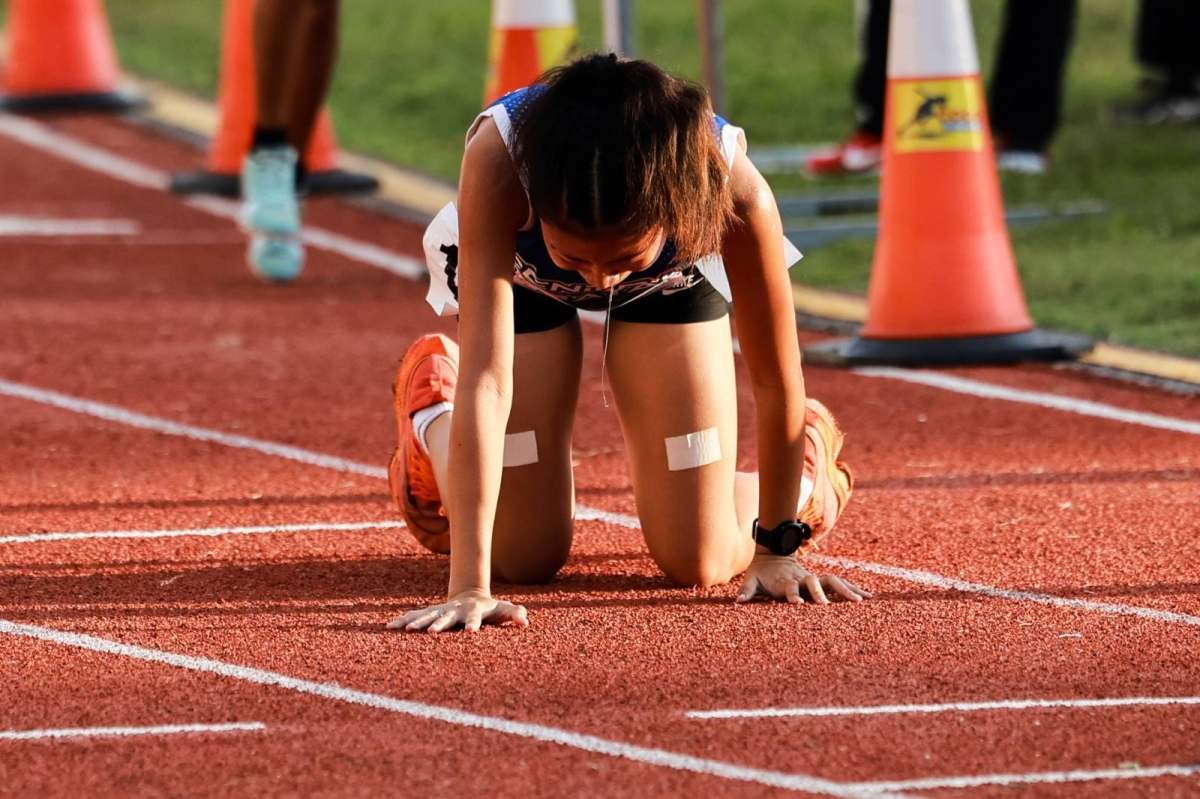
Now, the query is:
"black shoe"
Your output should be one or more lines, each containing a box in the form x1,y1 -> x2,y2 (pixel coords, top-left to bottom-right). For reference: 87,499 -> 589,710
1112,79 -> 1200,126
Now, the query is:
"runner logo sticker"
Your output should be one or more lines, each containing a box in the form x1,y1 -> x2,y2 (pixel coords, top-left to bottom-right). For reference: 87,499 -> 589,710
893,78 -> 984,153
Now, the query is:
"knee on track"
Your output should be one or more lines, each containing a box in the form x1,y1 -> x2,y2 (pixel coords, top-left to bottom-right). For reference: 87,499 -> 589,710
492,531 -> 572,585
653,551 -> 736,590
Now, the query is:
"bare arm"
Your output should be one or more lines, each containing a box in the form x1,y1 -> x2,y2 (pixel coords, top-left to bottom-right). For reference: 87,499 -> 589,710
447,118 -> 528,597
722,148 -> 873,606
721,143 -> 807,533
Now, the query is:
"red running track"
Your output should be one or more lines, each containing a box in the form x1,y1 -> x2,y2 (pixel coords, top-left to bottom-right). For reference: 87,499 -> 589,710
1,114 -> 1198,798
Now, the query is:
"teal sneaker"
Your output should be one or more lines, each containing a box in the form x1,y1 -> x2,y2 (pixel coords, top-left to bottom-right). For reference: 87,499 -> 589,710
248,234 -> 305,283
240,146 -> 300,236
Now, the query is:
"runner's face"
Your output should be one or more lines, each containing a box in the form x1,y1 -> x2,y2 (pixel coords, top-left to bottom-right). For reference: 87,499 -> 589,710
540,222 -> 667,290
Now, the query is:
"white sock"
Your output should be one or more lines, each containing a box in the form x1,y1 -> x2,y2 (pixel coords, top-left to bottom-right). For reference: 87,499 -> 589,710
411,401 -> 453,454
798,476 -> 815,511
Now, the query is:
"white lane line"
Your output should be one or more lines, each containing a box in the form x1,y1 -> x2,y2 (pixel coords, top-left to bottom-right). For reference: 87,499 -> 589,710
0,521 -> 405,546
687,695 -> 1200,720
299,226 -> 424,279
4,377 -> 1198,628
0,116 -> 424,279
846,763 -> 1200,793
0,375 -> 640,530
0,216 -> 140,236
0,620 -> 904,799
0,121 -> 1193,623
0,378 -> 387,479
856,368 -> 1200,436
3,598 -> 398,614
575,505 -> 642,530
0,116 -> 168,190
810,555 -> 1200,627
3,114 -> 1198,437
0,721 -> 266,741
185,195 -> 424,279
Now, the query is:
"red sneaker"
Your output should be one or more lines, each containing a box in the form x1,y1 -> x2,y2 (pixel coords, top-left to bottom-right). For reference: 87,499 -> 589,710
388,334 -> 458,554
803,131 -> 883,177
798,398 -> 854,547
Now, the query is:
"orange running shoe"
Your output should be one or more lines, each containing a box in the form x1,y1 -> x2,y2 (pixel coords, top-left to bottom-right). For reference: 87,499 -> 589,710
798,398 -> 854,548
388,334 -> 459,554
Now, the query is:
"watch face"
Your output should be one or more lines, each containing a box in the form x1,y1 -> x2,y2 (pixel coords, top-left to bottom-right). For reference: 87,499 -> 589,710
778,527 -> 800,553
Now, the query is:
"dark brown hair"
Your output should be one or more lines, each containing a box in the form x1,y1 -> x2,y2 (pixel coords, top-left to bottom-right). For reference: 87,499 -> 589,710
514,54 -> 734,264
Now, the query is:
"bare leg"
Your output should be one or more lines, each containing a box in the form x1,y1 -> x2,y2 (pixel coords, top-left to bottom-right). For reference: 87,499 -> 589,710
252,0 -> 340,155
424,320 -> 583,584
605,315 -> 757,587
733,471 -> 760,544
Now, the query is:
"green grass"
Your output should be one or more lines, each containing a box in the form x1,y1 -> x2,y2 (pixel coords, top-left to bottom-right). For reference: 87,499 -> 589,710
8,0 -> 1199,356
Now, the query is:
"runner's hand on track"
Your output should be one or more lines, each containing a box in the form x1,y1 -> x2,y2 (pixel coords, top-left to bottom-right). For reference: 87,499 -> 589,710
387,590 -> 529,633
736,555 -> 872,605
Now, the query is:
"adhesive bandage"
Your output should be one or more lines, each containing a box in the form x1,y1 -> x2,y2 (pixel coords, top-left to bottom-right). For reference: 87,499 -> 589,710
665,427 -> 722,471
503,430 -> 539,468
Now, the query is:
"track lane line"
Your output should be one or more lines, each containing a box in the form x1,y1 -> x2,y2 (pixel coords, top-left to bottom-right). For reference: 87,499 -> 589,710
0,378 -> 387,478
2,114 -> 1197,437
845,763 -> 1200,793
810,555 -> 1200,627
0,722 -> 266,741
2,116 -> 1190,791
0,521 -> 404,546
0,216 -> 140,236
0,619 -> 905,799
855,368 -> 1200,436
0,116 -> 166,190
0,116 -> 423,280
3,378 -> 1197,627
687,695 -> 1200,720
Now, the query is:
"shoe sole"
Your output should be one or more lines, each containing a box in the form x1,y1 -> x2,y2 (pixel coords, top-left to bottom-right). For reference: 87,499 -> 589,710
247,235 -> 304,283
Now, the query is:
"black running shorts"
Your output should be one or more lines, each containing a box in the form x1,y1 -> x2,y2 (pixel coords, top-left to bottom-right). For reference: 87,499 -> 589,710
512,276 -> 730,334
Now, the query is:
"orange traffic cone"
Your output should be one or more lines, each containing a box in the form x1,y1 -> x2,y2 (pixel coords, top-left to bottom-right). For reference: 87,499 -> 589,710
484,0 -> 578,107
0,0 -> 142,112
805,0 -> 1090,366
170,0 -> 376,197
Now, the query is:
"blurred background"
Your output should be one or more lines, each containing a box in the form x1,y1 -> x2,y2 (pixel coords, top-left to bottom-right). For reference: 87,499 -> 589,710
4,0 -> 1197,356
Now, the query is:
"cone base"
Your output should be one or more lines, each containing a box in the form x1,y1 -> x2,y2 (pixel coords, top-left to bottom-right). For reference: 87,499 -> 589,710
803,328 -> 1094,368
169,169 -> 380,198
0,89 -> 146,114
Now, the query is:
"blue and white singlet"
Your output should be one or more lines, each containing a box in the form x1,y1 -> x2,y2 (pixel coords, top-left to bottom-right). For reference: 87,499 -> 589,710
422,86 -> 801,316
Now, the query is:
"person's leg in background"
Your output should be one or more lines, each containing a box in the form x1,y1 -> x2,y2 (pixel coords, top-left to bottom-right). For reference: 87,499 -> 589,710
1113,0 -> 1200,125
804,0 -> 889,177
242,0 -> 341,282
988,0 -> 1078,174
255,0 -> 341,160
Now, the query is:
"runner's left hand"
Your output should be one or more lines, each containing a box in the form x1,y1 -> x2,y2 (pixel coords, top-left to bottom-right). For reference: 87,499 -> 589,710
736,555 -> 872,605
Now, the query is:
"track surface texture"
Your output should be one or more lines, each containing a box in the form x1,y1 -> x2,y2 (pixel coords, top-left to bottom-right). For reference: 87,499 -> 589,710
1,114 -> 1197,799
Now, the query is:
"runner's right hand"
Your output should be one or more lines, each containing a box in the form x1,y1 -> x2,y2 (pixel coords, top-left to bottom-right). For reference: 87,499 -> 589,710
386,589 -> 529,634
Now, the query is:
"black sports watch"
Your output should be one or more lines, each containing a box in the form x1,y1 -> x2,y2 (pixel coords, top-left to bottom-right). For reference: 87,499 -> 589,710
752,518 -> 813,557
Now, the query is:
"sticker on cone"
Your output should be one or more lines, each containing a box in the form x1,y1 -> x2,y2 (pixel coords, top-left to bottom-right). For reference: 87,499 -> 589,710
892,78 -> 983,153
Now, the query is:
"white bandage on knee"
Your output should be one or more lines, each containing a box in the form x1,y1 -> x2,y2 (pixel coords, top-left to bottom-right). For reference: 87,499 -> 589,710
412,401 -> 453,454
665,427 -> 722,471
503,430 -> 539,468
